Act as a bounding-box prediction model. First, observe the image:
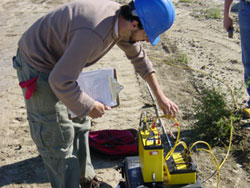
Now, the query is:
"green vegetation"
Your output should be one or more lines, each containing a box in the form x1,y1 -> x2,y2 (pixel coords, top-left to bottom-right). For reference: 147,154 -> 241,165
206,8 -> 221,19
193,87 -> 239,146
190,7 -> 222,20
179,0 -> 193,3
176,52 -> 188,64
167,52 -> 189,65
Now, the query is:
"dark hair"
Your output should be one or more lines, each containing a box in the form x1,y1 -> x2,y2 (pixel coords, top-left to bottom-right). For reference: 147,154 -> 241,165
120,1 -> 143,29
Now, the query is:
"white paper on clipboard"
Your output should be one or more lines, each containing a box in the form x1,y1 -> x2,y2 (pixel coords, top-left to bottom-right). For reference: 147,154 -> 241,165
68,68 -> 123,119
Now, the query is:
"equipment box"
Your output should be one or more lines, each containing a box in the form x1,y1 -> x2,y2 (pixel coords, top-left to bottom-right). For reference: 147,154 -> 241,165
138,127 -> 164,183
122,156 -> 203,188
123,156 -> 144,188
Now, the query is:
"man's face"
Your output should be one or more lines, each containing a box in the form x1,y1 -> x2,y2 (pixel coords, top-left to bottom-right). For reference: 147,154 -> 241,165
129,29 -> 149,44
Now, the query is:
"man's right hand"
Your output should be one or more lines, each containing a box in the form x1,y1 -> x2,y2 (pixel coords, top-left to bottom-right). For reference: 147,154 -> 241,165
224,15 -> 233,32
88,101 -> 111,118
223,0 -> 234,32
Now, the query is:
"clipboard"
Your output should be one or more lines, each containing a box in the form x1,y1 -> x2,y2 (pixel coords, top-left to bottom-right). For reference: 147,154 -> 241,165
68,68 -> 123,119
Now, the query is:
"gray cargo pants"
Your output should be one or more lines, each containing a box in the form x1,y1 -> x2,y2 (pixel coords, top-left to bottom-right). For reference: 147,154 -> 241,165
12,50 -> 96,188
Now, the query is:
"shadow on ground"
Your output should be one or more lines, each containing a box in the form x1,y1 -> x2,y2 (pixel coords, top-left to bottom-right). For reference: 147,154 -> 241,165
0,152 -> 123,187
0,155 -> 48,186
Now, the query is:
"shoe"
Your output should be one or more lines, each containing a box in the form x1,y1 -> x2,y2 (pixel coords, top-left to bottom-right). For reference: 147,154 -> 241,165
242,107 -> 250,119
81,176 -> 103,188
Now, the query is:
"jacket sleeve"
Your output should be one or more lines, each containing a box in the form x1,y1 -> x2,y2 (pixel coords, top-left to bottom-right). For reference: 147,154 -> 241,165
48,29 -> 103,118
116,40 -> 155,79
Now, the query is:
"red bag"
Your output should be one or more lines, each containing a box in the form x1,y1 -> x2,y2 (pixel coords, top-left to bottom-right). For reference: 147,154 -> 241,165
89,129 -> 138,156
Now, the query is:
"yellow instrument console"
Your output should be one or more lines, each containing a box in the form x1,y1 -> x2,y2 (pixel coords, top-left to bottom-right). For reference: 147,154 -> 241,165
138,127 -> 164,183
165,152 -> 197,185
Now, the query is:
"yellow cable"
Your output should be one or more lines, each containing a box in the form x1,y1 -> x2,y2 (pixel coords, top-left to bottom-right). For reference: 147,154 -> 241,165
149,56 -> 235,188
219,118 -> 233,169
156,115 -> 233,188
187,118 -> 233,188
151,115 -> 181,158
150,112 -> 233,188
166,141 -> 187,160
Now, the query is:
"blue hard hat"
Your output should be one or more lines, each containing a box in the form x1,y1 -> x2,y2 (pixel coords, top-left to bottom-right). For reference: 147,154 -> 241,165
134,0 -> 175,45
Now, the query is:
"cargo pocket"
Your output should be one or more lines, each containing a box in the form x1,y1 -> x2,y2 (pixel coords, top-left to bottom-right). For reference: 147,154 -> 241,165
28,112 -> 74,157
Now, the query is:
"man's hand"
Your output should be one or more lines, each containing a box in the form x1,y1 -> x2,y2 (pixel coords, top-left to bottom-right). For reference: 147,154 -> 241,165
88,101 -> 111,118
145,72 -> 179,118
157,95 -> 178,118
224,15 -> 233,32
223,0 -> 234,32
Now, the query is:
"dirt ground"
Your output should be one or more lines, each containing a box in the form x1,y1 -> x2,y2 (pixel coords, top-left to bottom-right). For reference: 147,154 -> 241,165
0,0 -> 249,188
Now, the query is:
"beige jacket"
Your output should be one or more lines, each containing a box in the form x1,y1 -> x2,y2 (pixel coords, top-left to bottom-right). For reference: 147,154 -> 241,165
18,0 -> 155,118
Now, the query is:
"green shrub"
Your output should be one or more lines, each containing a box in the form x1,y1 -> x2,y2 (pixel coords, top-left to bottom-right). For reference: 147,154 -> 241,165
206,8 -> 221,19
193,87 -> 235,146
